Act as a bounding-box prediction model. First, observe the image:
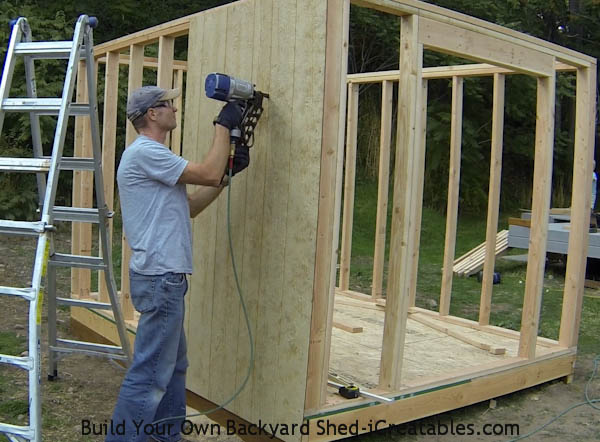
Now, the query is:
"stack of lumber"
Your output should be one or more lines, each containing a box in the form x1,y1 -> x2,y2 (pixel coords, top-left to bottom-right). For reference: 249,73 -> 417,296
452,230 -> 508,277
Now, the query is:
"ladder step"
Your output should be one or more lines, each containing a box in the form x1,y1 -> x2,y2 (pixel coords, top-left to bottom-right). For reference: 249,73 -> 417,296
0,286 -> 36,301
57,297 -> 112,310
49,253 -> 106,270
0,423 -> 35,440
2,98 -> 92,116
55,156 -> 96,171
14,41 -> 84,59
0,354 -> 33,370
51,339 -> 128,360
0,220 -> 47,236
53,207 -> 100,223
0,157 -> 50,172
0,157 -> 96,172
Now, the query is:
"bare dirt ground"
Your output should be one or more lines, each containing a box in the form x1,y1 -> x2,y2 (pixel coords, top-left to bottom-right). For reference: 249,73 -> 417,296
0,232 -> 598,442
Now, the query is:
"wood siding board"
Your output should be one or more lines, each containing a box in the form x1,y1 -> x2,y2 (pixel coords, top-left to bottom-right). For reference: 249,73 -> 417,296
217,0 -> 254,418
235,0 -> 272,423
185,14 -> 215,396
519,72 -> 556,359
439,76 -> 463,316
191,7 -> 228,407
479,73 -> 505,325
276,0 -> 326,428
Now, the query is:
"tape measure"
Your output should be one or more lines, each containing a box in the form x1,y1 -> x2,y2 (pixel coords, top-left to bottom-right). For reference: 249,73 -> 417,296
339,384 -> 360,399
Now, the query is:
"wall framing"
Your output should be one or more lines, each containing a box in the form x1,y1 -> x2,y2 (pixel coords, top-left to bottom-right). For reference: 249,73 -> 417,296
66,1 -> 596,441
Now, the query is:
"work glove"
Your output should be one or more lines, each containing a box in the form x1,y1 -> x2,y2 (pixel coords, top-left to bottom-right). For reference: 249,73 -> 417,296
214,100 -> 244,130
228,145 -> 250,177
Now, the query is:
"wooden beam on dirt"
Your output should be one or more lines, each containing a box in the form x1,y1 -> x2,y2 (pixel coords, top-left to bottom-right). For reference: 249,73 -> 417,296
479,73 -> 505,325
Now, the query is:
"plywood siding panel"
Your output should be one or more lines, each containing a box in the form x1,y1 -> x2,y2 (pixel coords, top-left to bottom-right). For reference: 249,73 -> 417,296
214,0 -> 254,415
185,0 -> 326,437
276,0 -> 327,425
236,0 -> 272,423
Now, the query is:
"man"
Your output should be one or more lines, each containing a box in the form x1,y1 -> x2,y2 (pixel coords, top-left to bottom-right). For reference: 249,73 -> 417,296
106,85 -> 248,442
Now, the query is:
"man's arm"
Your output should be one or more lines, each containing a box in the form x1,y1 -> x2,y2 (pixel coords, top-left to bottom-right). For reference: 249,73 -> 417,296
188,184 -> 226,218
178,124 -> 230,187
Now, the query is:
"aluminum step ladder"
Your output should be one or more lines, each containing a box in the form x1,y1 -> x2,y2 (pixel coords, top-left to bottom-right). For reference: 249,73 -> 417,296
0,15 -> 132,442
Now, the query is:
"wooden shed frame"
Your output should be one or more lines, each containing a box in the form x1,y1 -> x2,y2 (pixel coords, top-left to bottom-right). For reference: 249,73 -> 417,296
67,0 -> 596,440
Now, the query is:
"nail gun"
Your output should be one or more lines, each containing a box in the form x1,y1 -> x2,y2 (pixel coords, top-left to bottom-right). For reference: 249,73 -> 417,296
205,73 -> 269,149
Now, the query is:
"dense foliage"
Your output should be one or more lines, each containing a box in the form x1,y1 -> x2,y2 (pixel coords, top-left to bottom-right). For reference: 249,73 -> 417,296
0,0 -> 599,217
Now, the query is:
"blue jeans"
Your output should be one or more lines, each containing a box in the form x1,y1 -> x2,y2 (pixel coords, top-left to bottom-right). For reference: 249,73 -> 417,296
106,271 -> 189,442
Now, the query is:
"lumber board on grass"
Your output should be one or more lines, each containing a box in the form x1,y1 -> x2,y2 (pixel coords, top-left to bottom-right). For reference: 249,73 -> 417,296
452,230 -> 508,276
184,1 -> 328,436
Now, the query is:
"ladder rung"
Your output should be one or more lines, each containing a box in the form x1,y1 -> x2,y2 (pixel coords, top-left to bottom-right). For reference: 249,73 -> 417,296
0,423 -> 35,440
53,207 -> 100,223
0,157 -> 50,172
0,286 -> 36,301
0,220 -> 47,236
57,297 -> 112,310
56,157 -> 96,171
0,354 -> 33,370
51,340 -> 128,360
49,253 -> 106,270
1,98 -> 92,116
14,41 -> 82,59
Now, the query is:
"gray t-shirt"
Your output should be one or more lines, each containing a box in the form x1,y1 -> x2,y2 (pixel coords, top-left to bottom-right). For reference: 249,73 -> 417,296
117,135 -> 192,275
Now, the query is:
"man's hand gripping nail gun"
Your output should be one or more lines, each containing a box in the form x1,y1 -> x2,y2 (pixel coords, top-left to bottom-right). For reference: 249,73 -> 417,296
206,73 -> 269,179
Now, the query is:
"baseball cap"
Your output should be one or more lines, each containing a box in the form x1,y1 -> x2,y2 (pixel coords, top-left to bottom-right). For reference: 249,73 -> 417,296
126,86 -> 180,122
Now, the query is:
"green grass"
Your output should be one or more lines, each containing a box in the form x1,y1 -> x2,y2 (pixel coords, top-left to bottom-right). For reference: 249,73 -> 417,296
345,180 -> 600,355
0,331 -> 26,356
